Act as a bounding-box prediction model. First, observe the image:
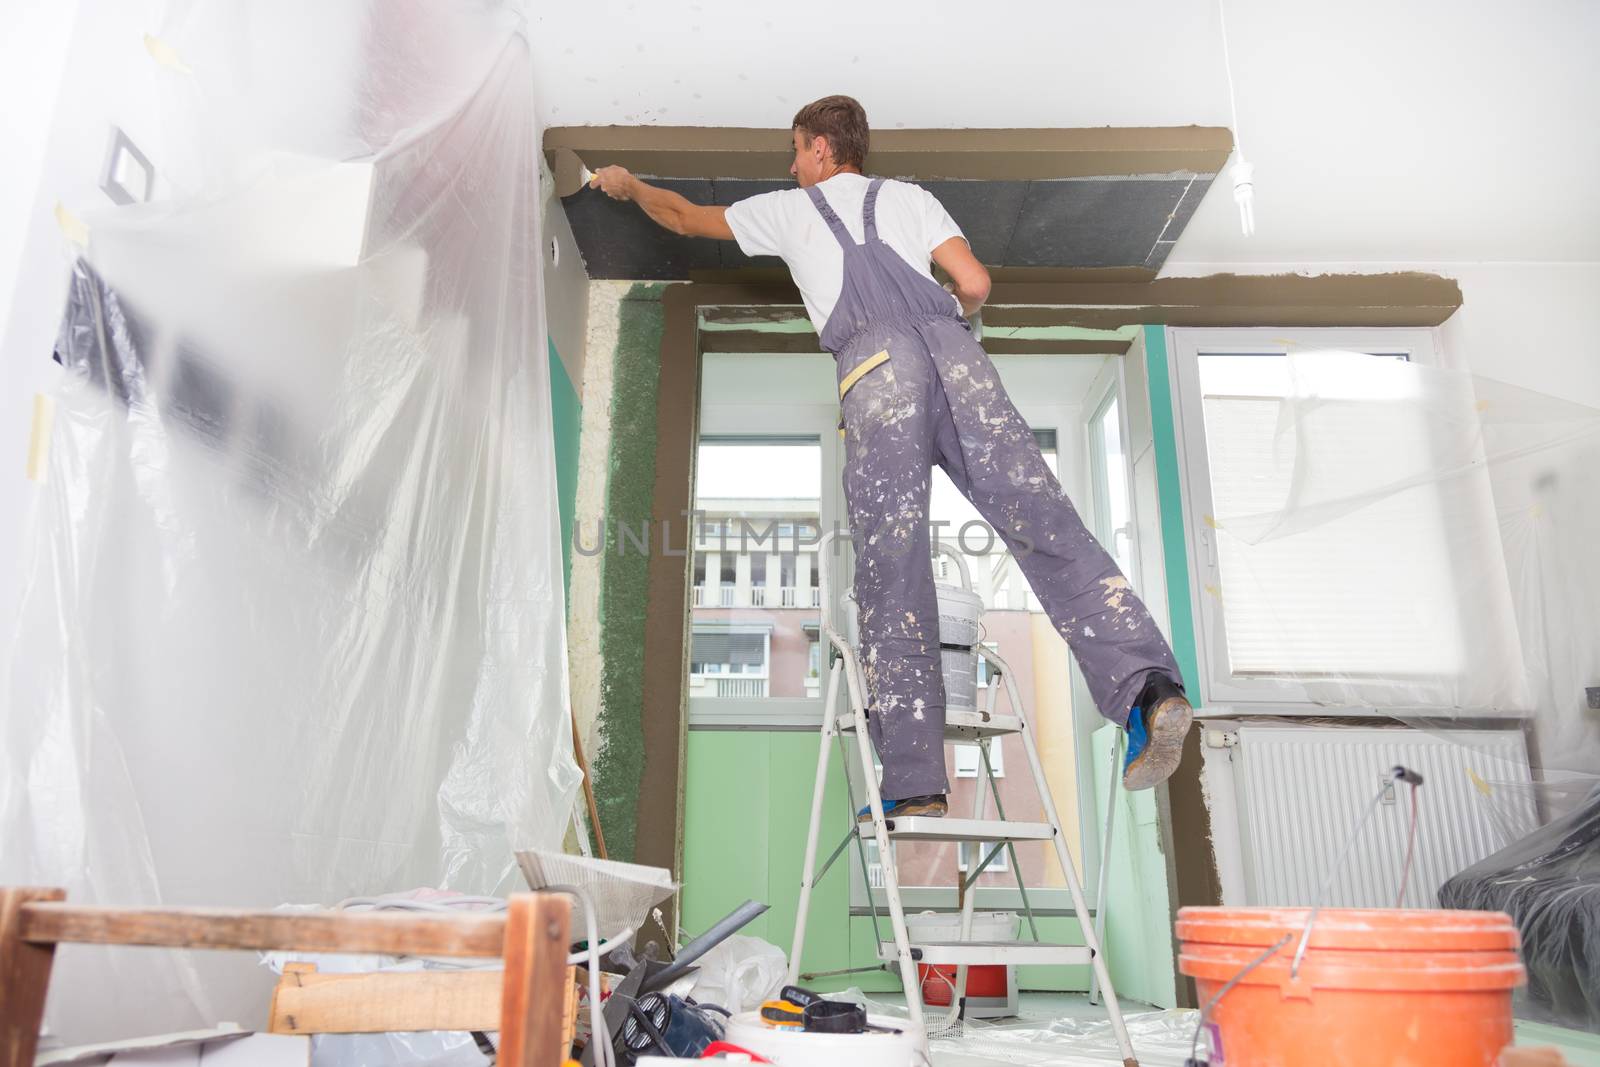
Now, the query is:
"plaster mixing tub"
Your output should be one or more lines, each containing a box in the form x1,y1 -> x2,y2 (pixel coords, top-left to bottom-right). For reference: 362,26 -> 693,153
1177,906 -> 1526,1067
724,1011 -> 925,1067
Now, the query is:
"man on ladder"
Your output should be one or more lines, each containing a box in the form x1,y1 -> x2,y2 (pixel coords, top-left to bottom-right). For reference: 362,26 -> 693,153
590,94 -> 1193,808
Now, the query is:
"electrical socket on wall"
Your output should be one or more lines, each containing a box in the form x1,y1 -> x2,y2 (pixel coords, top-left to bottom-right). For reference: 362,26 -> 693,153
100,126 -> 154,206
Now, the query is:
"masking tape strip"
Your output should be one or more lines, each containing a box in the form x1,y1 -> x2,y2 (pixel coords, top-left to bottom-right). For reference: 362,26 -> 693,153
1466,767 -> 1493,798
144,33 -> 193,74
1203,514 -> 1220,529
54,202 -> 89,247
26,394 -> 55,483
838,349 -> 891,400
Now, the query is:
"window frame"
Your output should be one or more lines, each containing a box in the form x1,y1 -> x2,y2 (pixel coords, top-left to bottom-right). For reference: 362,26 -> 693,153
1084,358 -> 1143,589
1167,326 -> 1445,715
691,366 -> 841,730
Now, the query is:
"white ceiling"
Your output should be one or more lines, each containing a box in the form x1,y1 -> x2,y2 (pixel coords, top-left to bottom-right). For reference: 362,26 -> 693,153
527,0 -> 1600,266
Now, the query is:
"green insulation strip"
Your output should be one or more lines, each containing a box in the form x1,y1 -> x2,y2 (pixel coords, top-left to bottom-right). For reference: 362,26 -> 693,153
592,283 -> 669,863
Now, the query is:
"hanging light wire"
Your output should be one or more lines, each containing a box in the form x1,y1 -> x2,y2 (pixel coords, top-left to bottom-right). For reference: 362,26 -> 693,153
1217,0 -> 1256,235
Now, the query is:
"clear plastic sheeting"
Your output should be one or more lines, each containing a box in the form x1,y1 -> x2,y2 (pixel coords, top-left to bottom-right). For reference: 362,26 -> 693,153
1,0 -> 578,1043
926,1009 -> 1197,1067
1199,351 -> 1600,1028
1201,351 -> 1600,756
839,989 -> 1195,1067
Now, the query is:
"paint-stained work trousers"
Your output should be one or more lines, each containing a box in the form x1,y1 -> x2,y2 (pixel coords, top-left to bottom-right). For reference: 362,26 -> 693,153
809,180 -> 1183,801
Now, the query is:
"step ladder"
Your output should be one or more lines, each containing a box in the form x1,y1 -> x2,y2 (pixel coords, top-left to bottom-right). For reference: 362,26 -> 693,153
787,531 -> 1140,1066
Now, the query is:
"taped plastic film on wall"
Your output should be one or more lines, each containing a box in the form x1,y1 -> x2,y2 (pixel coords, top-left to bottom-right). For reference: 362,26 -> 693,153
1198,350 -> 1600,1027
1,0 -> 579,1042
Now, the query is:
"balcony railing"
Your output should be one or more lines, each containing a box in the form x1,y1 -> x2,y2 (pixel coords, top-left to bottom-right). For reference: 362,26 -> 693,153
689,675 -> 769,698
691,585 -> 820,609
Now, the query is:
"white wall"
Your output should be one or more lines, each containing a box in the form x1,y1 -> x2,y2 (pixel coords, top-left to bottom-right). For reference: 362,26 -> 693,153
542,183 -> 589,387
0,0 -> 172,650
0,0 -> 83,336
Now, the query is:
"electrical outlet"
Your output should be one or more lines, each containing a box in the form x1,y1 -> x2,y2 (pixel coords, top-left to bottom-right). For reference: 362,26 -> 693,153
100,126 -> 154,206
1587,687 -> 1600,711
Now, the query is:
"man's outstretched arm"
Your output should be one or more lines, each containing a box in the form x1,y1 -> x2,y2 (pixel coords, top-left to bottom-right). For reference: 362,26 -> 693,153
931,236 -> 991,317
590,165 -> 735,240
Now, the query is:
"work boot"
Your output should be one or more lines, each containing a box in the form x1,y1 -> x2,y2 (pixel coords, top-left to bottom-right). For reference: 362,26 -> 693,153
856,794 -> 948,823
1122,675 -> 1193,791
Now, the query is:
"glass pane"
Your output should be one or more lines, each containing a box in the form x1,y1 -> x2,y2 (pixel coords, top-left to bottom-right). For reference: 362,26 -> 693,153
1091,395 -> 1134,578
1193,351 -> 1477,682
690,437 -> 823,702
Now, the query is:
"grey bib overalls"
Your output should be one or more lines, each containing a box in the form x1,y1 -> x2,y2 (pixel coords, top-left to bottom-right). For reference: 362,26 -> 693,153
809,178 -> 1181,800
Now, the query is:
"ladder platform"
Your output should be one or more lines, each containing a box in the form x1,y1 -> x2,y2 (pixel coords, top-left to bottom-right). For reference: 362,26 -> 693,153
837,708 -> 1022,740
858,816 -> 1055,842
878,941 -> 1093,967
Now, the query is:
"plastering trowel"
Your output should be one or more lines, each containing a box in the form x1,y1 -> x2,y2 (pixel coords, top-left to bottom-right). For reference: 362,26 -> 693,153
554,146 -> 596,197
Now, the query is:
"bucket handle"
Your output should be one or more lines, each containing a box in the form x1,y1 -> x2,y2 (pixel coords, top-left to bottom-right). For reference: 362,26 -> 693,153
932,542 -> 972,592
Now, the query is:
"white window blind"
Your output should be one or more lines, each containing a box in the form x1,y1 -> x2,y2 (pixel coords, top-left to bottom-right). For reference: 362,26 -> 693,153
690,631 -> 766,670
1189,346 -> 1524,708
954,741 -> 1004,778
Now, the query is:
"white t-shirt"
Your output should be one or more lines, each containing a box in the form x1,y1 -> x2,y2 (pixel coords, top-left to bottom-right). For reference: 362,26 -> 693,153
723,173 -> 965,335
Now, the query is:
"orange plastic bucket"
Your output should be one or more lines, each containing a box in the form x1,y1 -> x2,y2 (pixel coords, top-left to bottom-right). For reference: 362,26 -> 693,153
918,962 -> 1006,1005
1177,907 -> 1525,1066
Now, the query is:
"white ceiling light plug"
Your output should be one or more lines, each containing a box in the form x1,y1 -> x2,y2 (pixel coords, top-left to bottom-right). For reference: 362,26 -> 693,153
1230,155 -> 1255,237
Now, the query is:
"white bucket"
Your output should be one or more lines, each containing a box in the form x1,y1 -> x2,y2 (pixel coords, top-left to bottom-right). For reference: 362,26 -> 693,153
904,911 -> 1020,1019
904,909 -> 1018,942
936,583 -> 982,713
723,1011 -> 926,1067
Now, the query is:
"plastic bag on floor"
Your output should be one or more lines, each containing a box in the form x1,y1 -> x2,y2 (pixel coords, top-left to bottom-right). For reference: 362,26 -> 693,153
684,934 -> 787,1013
928,1009 -> 1198,1067
307,1031 -> 489,1067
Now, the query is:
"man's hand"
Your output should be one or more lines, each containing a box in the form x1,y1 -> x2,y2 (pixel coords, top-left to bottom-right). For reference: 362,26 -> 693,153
587,164 -> 734,240
591,165 -> 637,202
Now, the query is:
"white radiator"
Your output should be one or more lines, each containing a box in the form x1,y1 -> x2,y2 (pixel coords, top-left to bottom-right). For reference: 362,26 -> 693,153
1233,725 -> 1537,909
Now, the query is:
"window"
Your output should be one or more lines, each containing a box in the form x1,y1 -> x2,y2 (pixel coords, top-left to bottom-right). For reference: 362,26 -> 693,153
690,435 -> 828,718
974,642 -> 1000,689
953,741 -> 1004,778
958,841 -> 1010,874
1170,328 -> 1524,712
1088,392 -> 1136,582
690,629 -> 768,676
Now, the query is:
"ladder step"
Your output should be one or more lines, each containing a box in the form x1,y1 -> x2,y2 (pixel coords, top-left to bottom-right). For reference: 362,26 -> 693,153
878,941 -> 1093,966
837,708 -> 1022,740
858,816 -> 1055,842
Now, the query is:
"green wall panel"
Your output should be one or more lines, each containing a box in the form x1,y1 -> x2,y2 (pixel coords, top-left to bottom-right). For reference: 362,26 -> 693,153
685,732 -> 1089,995
548,337 -> 581,601
682,731 -> 853,979
1092,722 -> 1176,1006
1140,325 -> 1202,697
